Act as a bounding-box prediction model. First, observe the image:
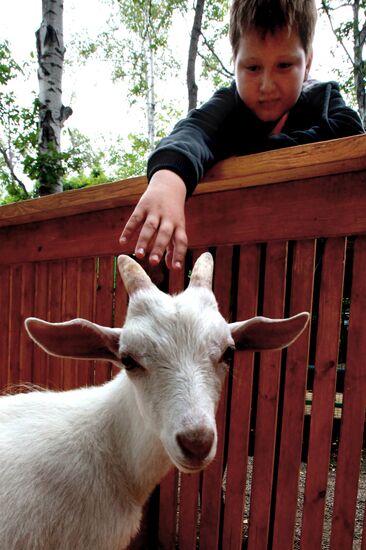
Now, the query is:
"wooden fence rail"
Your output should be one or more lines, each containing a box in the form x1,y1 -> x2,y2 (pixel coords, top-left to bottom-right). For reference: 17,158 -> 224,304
0,135 -> 365,549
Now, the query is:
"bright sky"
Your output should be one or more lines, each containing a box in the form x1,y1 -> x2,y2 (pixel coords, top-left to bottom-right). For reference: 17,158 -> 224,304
2,0 -> 343,146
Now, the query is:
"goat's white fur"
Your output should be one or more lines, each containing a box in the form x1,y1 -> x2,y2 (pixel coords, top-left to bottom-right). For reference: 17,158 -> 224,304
0,252 -> 309,549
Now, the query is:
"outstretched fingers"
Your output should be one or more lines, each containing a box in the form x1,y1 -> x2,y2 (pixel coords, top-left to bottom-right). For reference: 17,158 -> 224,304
170,226 -> 188,270
120,170 -> 188,269
119,206 -> 146,248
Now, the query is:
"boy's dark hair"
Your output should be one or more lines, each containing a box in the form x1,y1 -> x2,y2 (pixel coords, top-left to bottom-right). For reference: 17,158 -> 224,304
230,0 -> 317,57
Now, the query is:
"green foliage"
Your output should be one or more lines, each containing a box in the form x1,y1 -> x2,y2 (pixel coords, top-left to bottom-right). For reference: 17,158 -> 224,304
0,41 -> 22,85
5,0 -> 363,206
319,0 -> 365,125
0,43 -> 117,204
0,42 -> 38,202
200,0 -> 233,89
77,0 -> 186,94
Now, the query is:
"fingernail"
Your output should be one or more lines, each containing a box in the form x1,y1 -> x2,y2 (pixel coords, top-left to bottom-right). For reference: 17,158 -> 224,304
120,236 -> 127,244
135,248 -> 145,257
174,261 -> 182,270
150,254 -> 160,264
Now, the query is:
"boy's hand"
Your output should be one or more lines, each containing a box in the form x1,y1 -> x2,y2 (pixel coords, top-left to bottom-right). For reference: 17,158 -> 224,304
119,170 -> 188,270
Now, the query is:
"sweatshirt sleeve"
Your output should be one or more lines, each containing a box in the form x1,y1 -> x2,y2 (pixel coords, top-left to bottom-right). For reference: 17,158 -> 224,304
147,82 -> 238,196
263,81 -> 364,151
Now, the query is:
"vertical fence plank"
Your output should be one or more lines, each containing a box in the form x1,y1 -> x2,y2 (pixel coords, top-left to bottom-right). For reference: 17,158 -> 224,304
0,265 -> 10,391
200,245 -> 233,549
5,264 -> 36,389
221,244 -> 261,549
46,261 -> 64,390
158,469 -> 179,550
113,256 -> 128,379
178,248 -> 208,550
19,263 -> 35,384
8,265 -> 23,387
330,236 -> 366,549
32,262 -> 50,388
248,241 -> 288,550
76,257 -> 97,387
178,472 -> 201,550
62,259 -> 81,390
94,256 -> 115,386
158,265 -> 185,550
272,240 -> 316,550
300,238 -> 346,549
7,264 -> 35,388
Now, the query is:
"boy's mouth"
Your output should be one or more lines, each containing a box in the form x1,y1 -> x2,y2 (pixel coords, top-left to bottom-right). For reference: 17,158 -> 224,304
258,99 -> 280,108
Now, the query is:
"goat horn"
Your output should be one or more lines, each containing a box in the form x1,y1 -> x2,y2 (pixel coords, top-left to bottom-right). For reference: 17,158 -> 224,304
117,255 -> 153,295
188,252 -> 214,289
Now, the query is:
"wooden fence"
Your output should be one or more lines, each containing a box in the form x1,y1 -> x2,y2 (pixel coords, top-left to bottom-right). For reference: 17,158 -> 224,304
0,135 -> 365,549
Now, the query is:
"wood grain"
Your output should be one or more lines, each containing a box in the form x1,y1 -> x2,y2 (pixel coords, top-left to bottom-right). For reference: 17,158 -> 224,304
0,135 -> 364,229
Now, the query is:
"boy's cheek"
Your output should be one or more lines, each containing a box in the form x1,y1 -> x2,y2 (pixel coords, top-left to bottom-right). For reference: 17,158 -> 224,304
235,74 -> 251,103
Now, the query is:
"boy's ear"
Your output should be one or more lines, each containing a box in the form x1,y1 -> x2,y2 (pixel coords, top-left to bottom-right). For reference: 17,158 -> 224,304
305,48 -> 313,79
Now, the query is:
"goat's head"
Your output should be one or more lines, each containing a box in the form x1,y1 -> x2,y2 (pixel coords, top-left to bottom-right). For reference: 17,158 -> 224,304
25,253 -> 309,473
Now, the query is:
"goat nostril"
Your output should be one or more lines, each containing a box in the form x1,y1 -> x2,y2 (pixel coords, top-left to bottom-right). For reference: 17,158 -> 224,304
176,428 -> 215,461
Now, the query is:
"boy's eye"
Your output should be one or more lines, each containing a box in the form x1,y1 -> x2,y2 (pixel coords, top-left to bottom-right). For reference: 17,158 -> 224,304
246,65 -> 260,72
278,62 -> 292,69
122,355 -> 144,372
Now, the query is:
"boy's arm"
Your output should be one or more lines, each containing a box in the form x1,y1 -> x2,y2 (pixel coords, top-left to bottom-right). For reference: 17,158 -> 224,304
264,82 -> 364,150
147,81 -> 238,196
120,83 -> 238,268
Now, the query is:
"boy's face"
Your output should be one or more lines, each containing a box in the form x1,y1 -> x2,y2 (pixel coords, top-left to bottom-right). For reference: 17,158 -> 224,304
234,27 -> 313,123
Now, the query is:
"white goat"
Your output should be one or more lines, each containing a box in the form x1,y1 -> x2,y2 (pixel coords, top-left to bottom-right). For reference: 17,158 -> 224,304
0,252 -> 309,550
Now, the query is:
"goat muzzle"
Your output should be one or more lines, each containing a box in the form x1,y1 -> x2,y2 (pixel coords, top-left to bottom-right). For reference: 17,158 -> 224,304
176,427 -> 215,464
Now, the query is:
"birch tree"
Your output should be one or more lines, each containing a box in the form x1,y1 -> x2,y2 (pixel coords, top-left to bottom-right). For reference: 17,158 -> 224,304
36,0 -> 72,194
78,0 -> 186,151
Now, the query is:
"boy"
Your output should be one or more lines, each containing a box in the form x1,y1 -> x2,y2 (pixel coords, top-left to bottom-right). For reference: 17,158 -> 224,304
120,0 -> 364,269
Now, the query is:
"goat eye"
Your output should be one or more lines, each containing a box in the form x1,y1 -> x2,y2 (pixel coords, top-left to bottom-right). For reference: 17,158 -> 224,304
219,346 -> 235,364
122,355 -> 143,372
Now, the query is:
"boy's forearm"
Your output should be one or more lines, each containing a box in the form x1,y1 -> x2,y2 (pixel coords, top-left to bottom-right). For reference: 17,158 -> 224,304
147,81 -> 238,196
147,149 -> 200,197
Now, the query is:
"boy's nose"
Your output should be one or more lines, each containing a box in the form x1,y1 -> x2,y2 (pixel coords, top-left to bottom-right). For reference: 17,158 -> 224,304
259,72 -> 276,93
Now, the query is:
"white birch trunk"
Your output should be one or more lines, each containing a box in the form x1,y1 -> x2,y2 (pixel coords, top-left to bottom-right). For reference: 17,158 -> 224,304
36,0 -> 72,195
146,34 -> 156,150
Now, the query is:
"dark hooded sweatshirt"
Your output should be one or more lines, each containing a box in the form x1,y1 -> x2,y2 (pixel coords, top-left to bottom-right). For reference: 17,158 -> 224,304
147,80 -> 365,196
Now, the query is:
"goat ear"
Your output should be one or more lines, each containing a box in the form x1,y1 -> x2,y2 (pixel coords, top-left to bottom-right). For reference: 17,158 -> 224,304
25,318 -> 121,361
188,252 -> 214,289
117,254 -> 154,295
229,312 -> 310,351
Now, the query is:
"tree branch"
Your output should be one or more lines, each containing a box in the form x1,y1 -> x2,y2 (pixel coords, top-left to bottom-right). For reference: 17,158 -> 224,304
187,0 -> 206,111
199,31 -> 234,79
0,141 -> 29,196
320,0 -> 355,67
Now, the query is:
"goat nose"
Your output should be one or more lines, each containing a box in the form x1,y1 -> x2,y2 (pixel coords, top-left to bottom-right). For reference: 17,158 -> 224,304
176,428 -> 215,461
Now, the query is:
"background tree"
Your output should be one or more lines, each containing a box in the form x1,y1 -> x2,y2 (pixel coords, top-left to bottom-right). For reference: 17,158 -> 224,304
36,0 -> 72,194
187,0 -> 232,110
2,0 -> 363,206
320,0 -> 365,126
0,41 -> 37,202
187,0 -> 206,111
0,41 -> 105,204
78,0 -> 187,150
